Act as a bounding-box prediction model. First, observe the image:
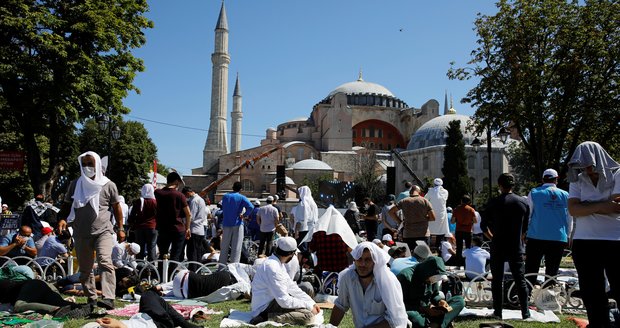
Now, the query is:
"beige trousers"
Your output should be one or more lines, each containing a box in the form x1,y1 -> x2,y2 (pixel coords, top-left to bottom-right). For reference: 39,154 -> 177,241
74,231 -> 116,300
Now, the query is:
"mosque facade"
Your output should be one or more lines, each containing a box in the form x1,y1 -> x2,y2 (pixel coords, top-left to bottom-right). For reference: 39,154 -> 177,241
190,3 -> 509,200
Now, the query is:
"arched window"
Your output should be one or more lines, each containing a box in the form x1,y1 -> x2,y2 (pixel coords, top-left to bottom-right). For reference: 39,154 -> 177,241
468,156 -> 475,169
242,179 -> 254,193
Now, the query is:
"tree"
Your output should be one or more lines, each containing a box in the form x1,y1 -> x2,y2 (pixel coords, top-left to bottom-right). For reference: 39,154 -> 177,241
448,0 -> 620,179
352,150 -> 385,202
0,0 -> 153,195
79,119 -> 157,203
441,120 -> 472,208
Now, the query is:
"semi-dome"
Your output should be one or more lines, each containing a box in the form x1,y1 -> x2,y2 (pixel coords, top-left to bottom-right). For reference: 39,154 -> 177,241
292,159 -> 333,171
328,79 -> 394,98
406,113 -> 480,150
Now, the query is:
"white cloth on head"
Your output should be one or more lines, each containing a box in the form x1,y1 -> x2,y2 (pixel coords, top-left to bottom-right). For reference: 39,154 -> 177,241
425,185 -> 449,235
340,242 -> 408,328
68,151 -> 110,223
140,184 -> 156,211
568,141 -> 620,193
301,205 -> 358,249
294,186 -> 318,232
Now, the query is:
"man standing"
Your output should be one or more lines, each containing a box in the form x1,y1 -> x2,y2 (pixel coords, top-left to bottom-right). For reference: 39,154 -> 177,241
451,195 -> 477,262
396,181 -> 413,202
182,187 -> 210,269
425,178 -> 450,251
361,197 -> 380,241
330,242 -> 409,328
389,185 -> 436,252
219,181 -> 253,264
525,169 -> 571,290
57,151 -> 123,309
481,173 -> 530,319
251,237 -> 320,325
155,172 -> 191,262
257,196 -> 279,256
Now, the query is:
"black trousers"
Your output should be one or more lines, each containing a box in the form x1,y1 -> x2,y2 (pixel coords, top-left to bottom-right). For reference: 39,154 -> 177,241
455,231 -> 472,260
135,228 -> 158,261
572,239 -> 620,328
258,231 -> 274,256
186,233 -> 208,271
157,230 -> 185,262
139,290 -> 197,328
525,238 -> 566,289
490,252 -> 529,316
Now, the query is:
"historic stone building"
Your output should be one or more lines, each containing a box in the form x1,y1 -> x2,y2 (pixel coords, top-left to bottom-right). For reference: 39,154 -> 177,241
189,3 -> 509,200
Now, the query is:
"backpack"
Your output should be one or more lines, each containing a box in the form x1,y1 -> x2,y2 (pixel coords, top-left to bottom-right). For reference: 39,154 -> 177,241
441,275 -> 463,297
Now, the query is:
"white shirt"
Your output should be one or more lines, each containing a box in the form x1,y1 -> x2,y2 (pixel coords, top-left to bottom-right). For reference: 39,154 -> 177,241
251,255 -> 315,316
188,194 -> 209,236
440,240 -> 454,262
284,253 -> 300,281
568,169 -> 620,240
463,246 -> 490,280
472,211 -> 483,234
111,242 -> 137,269
294,206 -> 309,232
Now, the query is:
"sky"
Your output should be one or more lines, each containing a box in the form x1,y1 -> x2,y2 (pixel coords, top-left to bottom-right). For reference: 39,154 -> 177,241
122,1 -> 500,175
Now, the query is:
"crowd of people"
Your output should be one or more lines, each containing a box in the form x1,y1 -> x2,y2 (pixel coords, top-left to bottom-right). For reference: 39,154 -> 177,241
0,141 -> 617,328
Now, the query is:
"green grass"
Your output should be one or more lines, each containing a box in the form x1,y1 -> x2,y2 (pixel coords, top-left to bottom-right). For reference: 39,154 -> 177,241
60,297 -> 585,328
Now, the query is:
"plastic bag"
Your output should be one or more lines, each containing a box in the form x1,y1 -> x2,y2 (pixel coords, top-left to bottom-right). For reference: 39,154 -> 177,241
532,286 -> 562,313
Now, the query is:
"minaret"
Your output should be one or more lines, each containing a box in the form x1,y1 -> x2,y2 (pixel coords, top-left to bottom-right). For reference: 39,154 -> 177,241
231,73 -> 242,152
203,2 -> 230,172
444,90 -> 449,115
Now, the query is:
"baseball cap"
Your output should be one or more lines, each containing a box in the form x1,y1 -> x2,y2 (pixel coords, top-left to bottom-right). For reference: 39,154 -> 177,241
41,227 -> 53,235
542,168 -> 558,179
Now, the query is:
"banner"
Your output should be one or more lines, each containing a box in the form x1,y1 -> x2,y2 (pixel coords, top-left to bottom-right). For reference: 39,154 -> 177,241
0,151 -> 25,171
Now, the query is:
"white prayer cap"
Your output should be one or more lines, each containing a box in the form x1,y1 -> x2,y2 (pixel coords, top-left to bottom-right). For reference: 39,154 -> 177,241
276,237 -> 297,252
266,196 -> 274,202
382,234 -> 393,242
433,178 -> 443,186
372,239 -> 382,245
129,243 -> 141,255
253,200 -> 261,205
413,240 -> 432,259
542,168 -> 558,179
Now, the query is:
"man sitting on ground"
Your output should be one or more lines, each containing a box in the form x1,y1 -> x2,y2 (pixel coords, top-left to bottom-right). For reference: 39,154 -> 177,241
390,241 -> 432,275
462,236 -> 490,280
250,237 -> 320,325
330,242 -> 409,328
0,225 -> 37,259
440,233 -> 460,266
112,242 -> 141,277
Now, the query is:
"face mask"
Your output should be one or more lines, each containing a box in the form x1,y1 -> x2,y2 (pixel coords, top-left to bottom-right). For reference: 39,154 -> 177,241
83,166 -> 96,178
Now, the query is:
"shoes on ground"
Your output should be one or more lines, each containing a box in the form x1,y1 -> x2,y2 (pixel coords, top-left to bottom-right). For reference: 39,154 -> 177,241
97,298 -> 115,310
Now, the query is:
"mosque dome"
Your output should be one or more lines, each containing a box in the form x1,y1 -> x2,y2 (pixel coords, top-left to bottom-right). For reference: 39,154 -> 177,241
328,79 -> 395,98
292,159 -> 333,171
406,113 -> 479,150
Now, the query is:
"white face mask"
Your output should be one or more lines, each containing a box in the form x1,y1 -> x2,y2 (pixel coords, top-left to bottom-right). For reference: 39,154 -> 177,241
82,166 -> 96,178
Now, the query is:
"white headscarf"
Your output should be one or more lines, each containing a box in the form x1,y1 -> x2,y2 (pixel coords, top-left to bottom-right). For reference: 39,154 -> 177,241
341,242 -> 408,328
67,151 -> 110,223
296,186 -> 318,230
568,141 -> 620,193
140,184 -> 156,210
301,205 -> 358,249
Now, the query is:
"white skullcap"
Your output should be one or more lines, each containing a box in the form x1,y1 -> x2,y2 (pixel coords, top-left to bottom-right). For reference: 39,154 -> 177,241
266,196 -> 274,201
382,234 -> 393,242
129,243 -> 141,255
253,200 -> 261,205
372,239 -> 382,245
276,237 -> 297,252
413,240 -> 432,259
433,178 -> 443,186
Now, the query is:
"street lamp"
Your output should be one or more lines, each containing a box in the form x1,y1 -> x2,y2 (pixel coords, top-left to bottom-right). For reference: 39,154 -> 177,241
498,126 -> 510,144
98,113 -> 121,176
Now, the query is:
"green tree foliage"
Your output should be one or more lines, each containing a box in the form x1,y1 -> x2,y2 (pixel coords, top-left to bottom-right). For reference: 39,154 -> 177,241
441,120 -> 472,208
448,0 -> 620,179
79,119 -> 157,203
0,0 -> 153,194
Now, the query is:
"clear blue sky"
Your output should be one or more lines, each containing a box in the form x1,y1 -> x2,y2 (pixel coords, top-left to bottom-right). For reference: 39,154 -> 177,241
123,1 -> 499,175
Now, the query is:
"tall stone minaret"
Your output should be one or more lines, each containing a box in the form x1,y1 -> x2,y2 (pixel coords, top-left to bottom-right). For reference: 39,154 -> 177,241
203,2 -> 230,172
231,73 -> 242,152
443,90 -> 449,115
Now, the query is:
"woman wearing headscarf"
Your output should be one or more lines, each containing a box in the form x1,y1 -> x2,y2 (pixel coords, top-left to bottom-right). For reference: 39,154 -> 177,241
567,141 -> 620,328
128,184 -> 158,261
344,201 -> 361,234
330,242 -> 408,328
397,256 -> 465,328
293,186 -> 318,246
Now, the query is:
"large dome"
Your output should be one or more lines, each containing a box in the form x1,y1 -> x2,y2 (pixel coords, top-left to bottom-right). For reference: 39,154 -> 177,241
406,114 -> 479,150
292,159 -> 333,171
328,79 -> 394,98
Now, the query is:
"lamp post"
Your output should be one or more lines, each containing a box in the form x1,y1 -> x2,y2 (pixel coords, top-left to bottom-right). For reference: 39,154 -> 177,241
471,126 -> 510,203
98,114 -> 121,176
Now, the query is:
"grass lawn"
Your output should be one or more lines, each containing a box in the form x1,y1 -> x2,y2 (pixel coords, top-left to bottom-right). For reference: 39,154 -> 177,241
60,297 -> 586,328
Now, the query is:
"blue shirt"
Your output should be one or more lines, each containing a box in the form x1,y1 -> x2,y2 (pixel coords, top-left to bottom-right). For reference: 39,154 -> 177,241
390,256 -> 418,275
527,184 -> 570,242
0,232 -> 36,258
221,192 -> 254,227
36,236 -> 67,266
